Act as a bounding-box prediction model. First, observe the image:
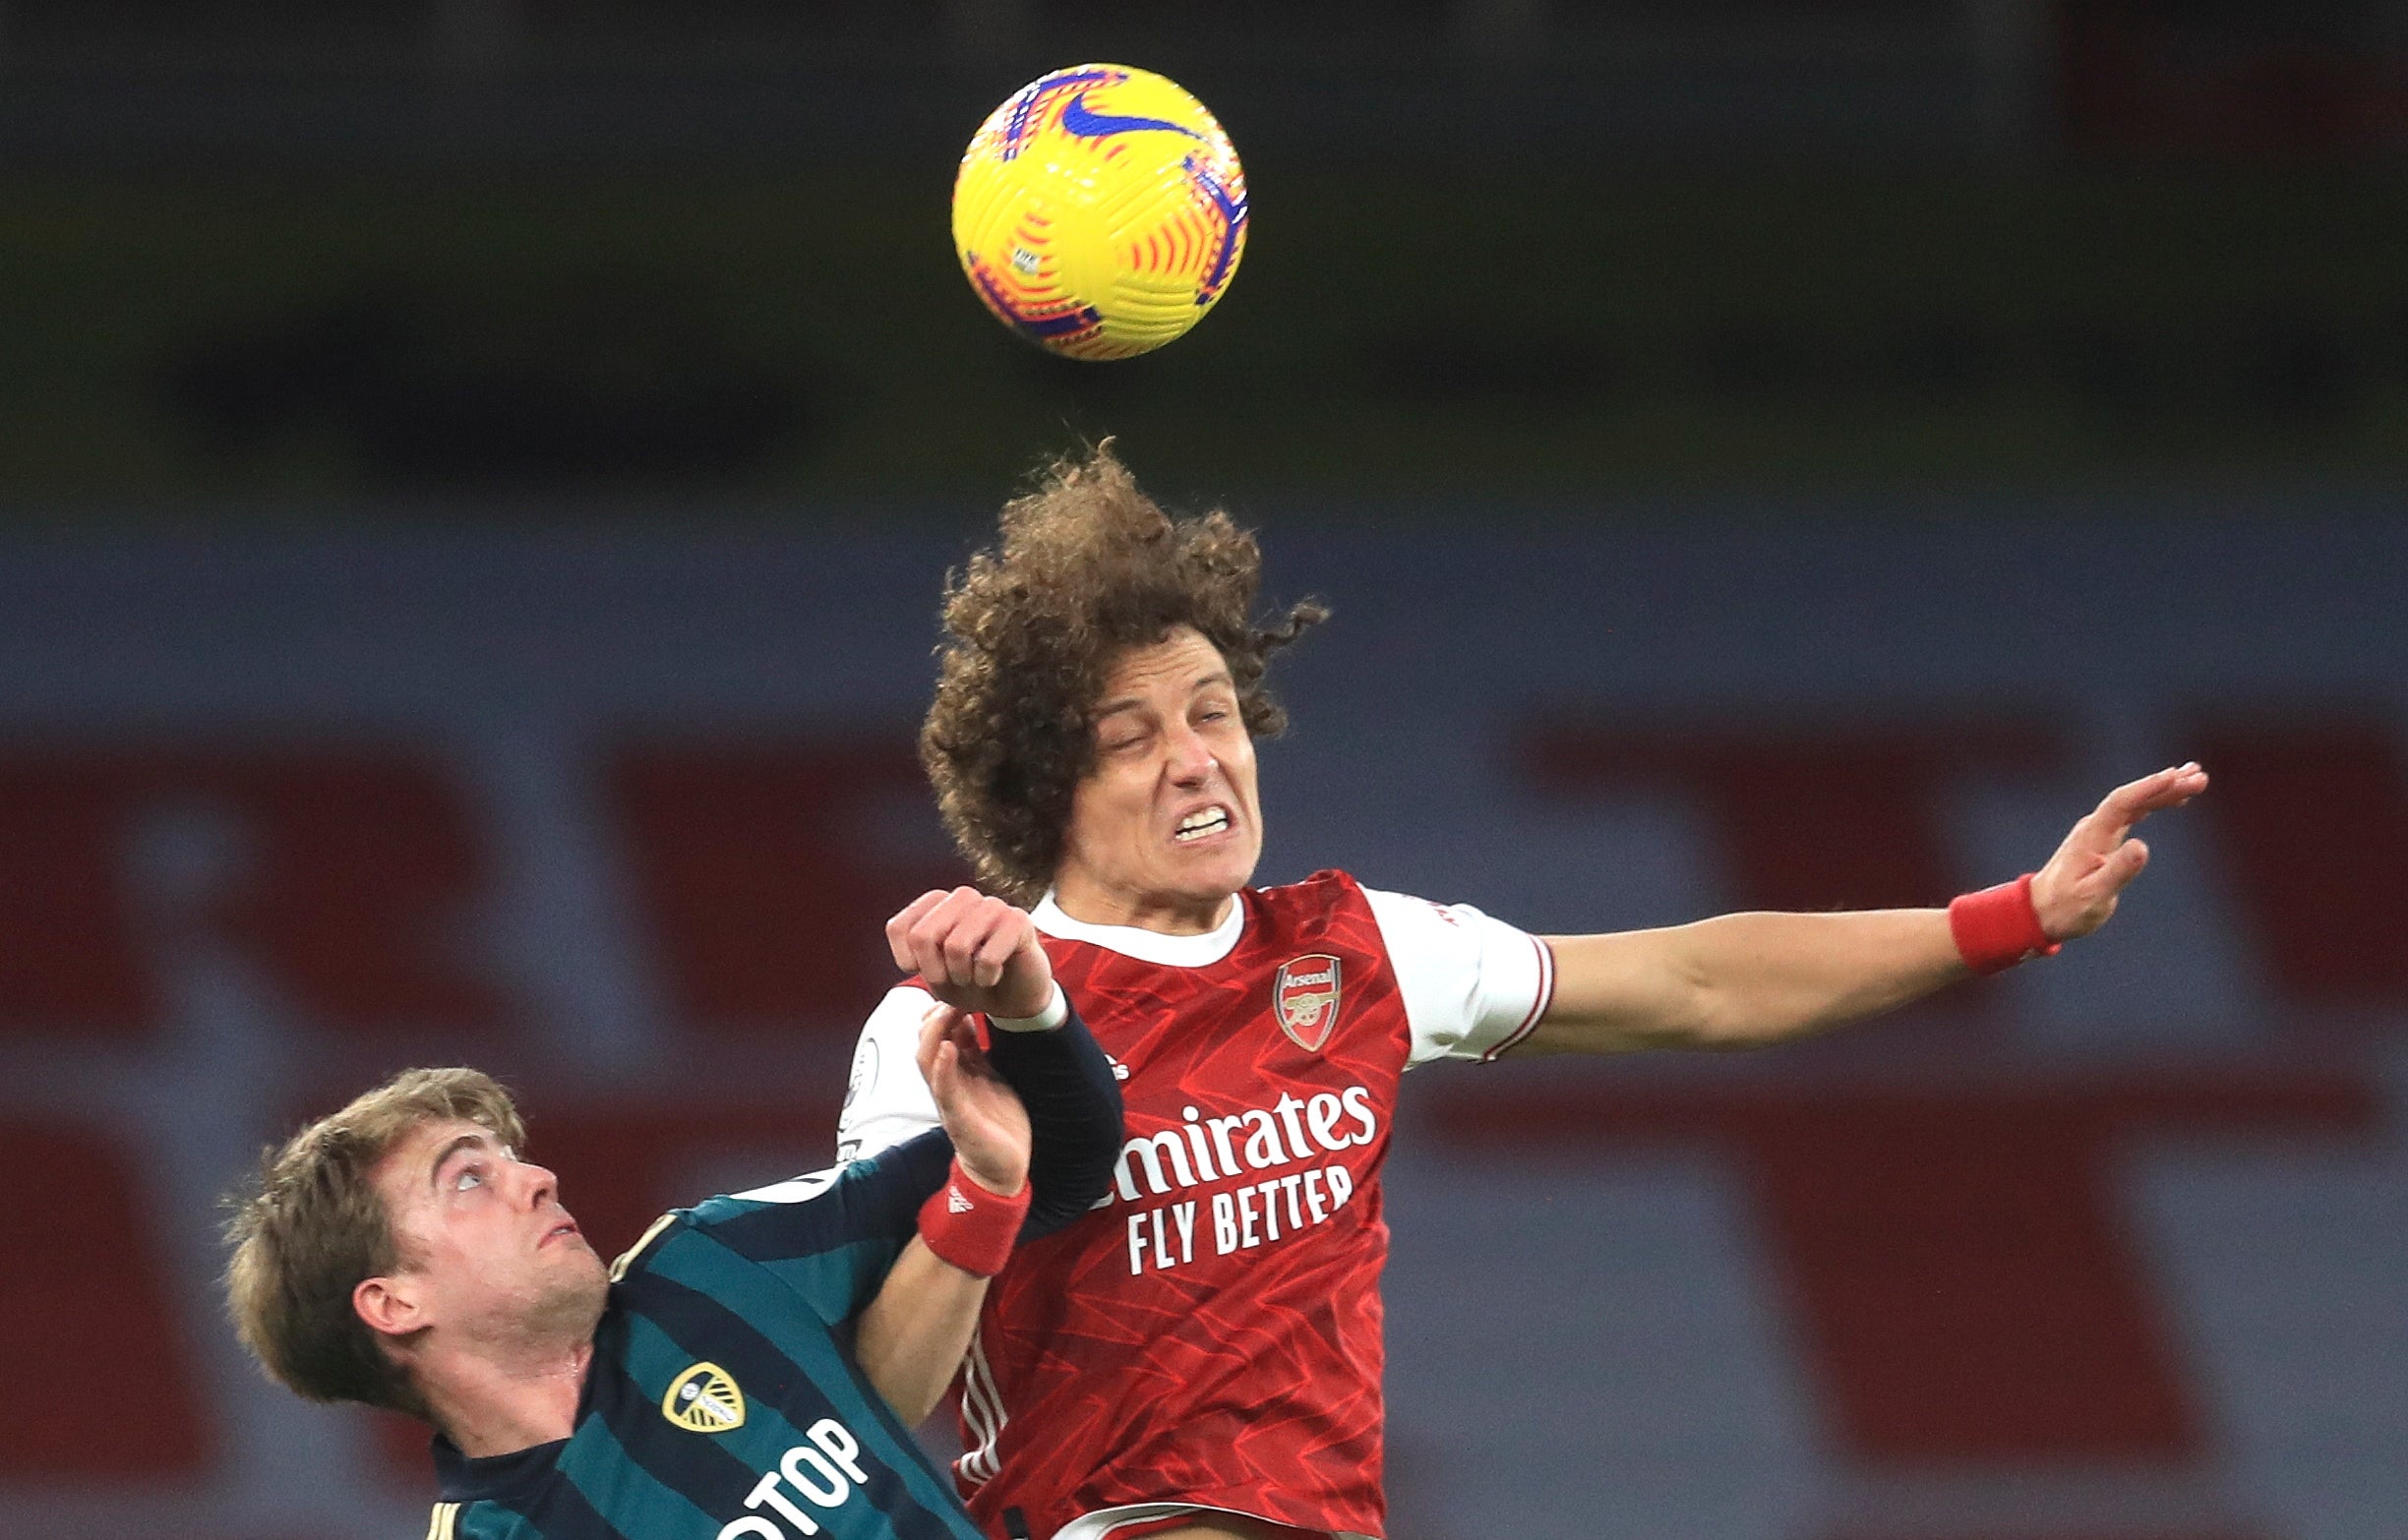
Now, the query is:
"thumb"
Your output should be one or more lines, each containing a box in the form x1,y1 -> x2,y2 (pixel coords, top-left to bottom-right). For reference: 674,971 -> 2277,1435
916,1001 -> 965,1072
2096,837 -> 2149,894
925,1037 -> 960,1102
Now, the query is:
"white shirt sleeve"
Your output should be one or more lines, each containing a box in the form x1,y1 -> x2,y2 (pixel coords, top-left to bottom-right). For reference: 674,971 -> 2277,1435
1363,887 -> 1557,1068
834,985 -> 942,1163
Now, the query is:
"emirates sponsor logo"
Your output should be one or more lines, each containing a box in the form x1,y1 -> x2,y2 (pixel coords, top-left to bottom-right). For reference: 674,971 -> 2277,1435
1275,953 -> 1343,1051
1110,1086 -> 1381,1275
1110,1085 -> 1379,1204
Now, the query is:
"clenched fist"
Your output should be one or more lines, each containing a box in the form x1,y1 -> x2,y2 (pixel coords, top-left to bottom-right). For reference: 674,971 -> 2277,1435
885,887 -> 1057,1022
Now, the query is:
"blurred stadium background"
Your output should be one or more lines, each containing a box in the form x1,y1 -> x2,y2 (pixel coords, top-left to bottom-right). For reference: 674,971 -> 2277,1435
2,2 -> 2405,1538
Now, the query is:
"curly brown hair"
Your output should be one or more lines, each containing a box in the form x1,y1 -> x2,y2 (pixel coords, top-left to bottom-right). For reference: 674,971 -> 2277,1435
923,444 -> 1326,905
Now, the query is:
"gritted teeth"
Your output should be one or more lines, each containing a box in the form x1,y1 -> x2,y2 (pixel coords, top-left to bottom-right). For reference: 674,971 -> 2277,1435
1174,805 -> 1232,842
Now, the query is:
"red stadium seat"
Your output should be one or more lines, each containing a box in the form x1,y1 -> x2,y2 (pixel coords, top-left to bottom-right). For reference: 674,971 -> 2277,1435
0,1118 -> 211,1478
1427,1069 -> 2377,1466
2194,716 -> 2408,1014
1520,715 -> 2069,916
0,748 -> 505,1042
611,740 -> 967,1039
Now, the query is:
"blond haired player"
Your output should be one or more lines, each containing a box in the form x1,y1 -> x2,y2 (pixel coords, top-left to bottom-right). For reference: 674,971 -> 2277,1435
225,913 -> 1121,1540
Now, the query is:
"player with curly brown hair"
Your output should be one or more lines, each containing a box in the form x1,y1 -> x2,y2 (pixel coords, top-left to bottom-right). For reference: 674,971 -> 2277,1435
844,443 -> 2208,1540
916,445 -> 1323,912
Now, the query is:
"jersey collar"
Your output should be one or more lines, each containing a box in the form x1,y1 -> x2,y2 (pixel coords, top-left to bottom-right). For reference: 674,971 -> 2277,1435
429,1310 -> 608,1504
432,1430 -> 565,1505
1032,890 -> 1246,967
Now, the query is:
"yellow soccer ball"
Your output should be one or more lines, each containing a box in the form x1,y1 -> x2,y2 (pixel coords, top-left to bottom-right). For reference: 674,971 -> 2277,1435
952,64 -> 1248,361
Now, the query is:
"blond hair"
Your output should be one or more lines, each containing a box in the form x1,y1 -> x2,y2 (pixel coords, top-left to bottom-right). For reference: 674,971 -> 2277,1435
222,1067 -> 526,1417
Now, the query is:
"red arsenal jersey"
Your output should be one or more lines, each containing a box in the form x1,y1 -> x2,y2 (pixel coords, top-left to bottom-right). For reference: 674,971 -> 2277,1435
839,871 -> 1553,1540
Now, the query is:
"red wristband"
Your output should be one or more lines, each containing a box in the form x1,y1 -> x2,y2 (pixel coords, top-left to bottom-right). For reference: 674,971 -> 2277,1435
918,1158 -> 1031,1277
1949,873 -> 2062,976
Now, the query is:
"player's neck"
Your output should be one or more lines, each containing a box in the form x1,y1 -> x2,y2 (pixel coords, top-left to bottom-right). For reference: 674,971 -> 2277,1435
1051,878 -> 1236,937
421,1337 -> 593,1458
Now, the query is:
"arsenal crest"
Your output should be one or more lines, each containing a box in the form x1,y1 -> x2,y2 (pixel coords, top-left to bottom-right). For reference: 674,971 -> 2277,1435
1274,954 -> 1343,1052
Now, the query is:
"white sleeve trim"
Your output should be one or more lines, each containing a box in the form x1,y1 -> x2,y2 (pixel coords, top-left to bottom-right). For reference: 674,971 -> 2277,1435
991,981 -> 1068,1032
1364,887 -> 1558,1068
727,1167 -> 843,1205
1480,929 -> 1556,1062
834,984 -> 942,1163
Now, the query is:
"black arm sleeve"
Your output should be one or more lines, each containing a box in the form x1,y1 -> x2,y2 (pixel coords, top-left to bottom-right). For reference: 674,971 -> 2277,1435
984,998 -> 1125,1239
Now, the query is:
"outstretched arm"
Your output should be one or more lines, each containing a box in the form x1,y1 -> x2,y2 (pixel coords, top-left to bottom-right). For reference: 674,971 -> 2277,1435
1514,762 -> 2208,1056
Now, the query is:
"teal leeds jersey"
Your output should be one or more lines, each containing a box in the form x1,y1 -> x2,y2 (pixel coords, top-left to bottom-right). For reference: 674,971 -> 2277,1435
425,1133 -> 983,1540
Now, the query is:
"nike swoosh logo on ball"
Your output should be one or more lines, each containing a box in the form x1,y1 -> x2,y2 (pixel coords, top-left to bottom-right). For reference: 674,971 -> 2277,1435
1058,91 -> 1203,142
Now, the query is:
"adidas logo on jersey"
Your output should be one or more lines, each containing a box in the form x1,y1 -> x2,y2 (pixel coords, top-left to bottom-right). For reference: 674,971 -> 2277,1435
1106,1052 -> 1131,1082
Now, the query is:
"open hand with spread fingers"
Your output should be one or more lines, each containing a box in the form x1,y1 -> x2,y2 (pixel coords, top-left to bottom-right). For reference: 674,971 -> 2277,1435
885,886 -> 1058,1022
2029,762 -> 2210,942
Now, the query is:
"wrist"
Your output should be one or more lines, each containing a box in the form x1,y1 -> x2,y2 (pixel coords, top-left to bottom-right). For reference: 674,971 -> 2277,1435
917,1157 -> 1033,1277
989,981 -> 1067,1034
1949,873 -> 2062,976
953,1155 -> 1026,1200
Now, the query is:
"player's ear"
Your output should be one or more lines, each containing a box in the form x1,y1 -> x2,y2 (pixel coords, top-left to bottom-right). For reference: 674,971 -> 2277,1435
354,1274 -> 427,1339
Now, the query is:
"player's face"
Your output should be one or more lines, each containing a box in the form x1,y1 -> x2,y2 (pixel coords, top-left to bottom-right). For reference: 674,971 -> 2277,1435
370,1118 -> 606,1349
1055,626 -> 1263,934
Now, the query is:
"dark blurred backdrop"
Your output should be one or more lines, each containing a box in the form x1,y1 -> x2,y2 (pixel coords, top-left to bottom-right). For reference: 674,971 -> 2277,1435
1,7 -> 2404,1540
6,0 -> 2408,505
